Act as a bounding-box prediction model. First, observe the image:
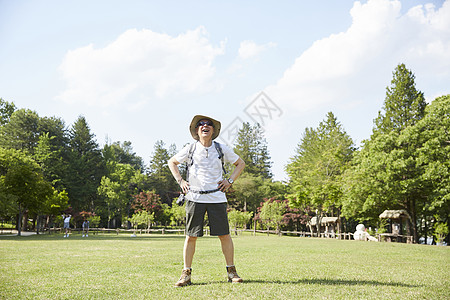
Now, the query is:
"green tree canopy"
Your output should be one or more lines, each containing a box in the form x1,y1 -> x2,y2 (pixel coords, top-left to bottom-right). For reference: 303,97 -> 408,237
234,122 -> 272,179
67,116 -> 106,212
0,147 -> 53,235
342,65 -> 428,242
98,163 -> 145,228
287,112 -> 354,228
102,140 -> 144,171
147,140 -> 178,204
0,98 -> 16,125
374,63 -> 426,135
258,198 -> 285,233
228,209 -> 253,234
0,109 -> 40,153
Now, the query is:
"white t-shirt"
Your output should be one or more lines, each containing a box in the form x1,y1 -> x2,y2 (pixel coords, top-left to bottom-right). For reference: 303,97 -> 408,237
174,141 -> 239,203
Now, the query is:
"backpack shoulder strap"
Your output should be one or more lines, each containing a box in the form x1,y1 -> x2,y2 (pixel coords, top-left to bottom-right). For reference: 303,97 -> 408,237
186,142 -> 196,182
214,141 -> 227,175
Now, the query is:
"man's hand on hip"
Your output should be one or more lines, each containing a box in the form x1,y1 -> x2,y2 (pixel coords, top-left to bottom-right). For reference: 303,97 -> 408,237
218,179 -> 232,192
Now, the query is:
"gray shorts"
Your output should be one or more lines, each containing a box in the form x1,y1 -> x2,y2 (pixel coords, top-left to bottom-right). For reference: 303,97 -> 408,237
185,200 -> 230,237
63,223 -> 70,229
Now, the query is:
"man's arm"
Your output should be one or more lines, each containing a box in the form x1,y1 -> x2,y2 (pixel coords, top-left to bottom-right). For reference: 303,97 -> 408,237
218,158 -> 245,192
168,157 -> 190,194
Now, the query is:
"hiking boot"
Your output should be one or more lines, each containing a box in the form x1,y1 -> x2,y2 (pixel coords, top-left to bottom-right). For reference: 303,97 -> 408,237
227,266 -> 243,283
174,269 -> 192,287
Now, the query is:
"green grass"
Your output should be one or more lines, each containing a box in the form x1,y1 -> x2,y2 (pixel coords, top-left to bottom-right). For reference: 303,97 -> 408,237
0,232 -> 449,299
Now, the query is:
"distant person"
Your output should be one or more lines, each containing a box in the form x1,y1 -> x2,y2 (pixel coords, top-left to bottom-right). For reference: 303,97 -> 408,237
82,219 -> 90,237
168,115 -> 246,287
62,214 -> 71,238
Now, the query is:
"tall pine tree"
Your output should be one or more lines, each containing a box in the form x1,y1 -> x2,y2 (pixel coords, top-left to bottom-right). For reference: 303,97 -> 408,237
374,63 -> 426,135
66,116 -> 105,212
147,140 -> 178,204
342,64 -> 427,242
233,122 -> 272,179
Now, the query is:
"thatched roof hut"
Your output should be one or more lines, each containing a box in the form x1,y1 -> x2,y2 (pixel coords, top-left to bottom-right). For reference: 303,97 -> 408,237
379,209 -> 412,236
307,217 -> 339,237
309,217 -> 339,226
379,209 -> 411,220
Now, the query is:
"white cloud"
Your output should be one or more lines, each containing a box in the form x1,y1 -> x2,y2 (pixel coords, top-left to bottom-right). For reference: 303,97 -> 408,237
238,40 -> 276,60
228,40 -> 276,75
263,0 -> 450,181
266,0 -> 450,112
57,26 -> 225,107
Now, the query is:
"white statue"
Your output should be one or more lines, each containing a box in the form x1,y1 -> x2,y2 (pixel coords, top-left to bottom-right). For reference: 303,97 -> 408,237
354,224 -> 377,241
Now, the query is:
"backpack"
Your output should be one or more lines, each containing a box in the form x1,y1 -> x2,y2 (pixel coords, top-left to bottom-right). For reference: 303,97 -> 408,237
185,141 -> 227,182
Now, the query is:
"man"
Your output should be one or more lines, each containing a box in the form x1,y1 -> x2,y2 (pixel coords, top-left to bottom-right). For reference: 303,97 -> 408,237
62,214 -> 71,238
82,219 -> 89,237
168,115 -> 246,287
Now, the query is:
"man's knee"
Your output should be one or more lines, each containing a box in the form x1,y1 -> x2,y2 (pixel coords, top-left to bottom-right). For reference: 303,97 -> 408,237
186,235 -> 198,243
218,234 -> 231,241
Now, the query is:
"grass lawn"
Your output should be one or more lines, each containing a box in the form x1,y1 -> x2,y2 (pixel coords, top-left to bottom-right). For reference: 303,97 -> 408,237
0,232 -> 449,299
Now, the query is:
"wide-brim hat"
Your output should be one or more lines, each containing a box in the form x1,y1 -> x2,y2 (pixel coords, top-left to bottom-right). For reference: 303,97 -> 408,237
189,115 -> 221,140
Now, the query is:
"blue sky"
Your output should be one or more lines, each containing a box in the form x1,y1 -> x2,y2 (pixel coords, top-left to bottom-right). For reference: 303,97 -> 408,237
1,0 -> 449,181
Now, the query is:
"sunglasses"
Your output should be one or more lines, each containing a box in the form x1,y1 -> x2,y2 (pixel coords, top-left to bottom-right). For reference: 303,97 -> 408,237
197,120 -> 214,127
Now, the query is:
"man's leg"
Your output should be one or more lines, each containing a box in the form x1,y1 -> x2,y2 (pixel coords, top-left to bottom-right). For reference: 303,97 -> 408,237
175,236 -> 197,287
218,234 -> 234,265
183,235 -> 197,268
219,234 -> 243,283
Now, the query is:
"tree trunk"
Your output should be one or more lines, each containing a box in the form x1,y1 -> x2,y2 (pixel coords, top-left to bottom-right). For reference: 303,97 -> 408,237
408,198 -> 418,243
17,211 -> 22,236
316,213 -> 323,238
22,210 -> 28,232
36,215 -> 40,235
423,216 -> 428,244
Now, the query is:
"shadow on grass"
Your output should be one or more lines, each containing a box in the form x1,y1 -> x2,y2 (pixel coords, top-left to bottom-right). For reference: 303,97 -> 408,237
243,278 -> 421,288
187,278 -> 422,288
189,278 -> 420,288
181,278 -> 421,288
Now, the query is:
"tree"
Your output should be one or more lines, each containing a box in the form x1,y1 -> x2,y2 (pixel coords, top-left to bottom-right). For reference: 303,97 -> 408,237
130,191 -> 165,224
287,112 -> 354,232
0,109 -> 70,192
168,199 -> 186,226
34,132 -> 68,192
66,116 -> 106,212
374,63 -> 426,135
0,109 -> 40,153
0,98 -> 16,125
342,129 -> 426,242
0,147 -> 53,235
147,140 -> 178,204
234,122 -> 272,179
281,200 -> 312,232
129,210 -> 155,233
342,65 -> 428,243
98,163 -> 145,228
257,198 -> 285,234
35,188 -> 69,233
37,116 -> 70,191
229,173 -> 263,212
228,209 -> 253,235
102,140 -> 144,171
404,95 -> 450,242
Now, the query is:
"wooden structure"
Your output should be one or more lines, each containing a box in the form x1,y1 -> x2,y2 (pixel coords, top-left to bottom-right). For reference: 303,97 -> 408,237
308,216 -> 339,238
378,209 -> 413,243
